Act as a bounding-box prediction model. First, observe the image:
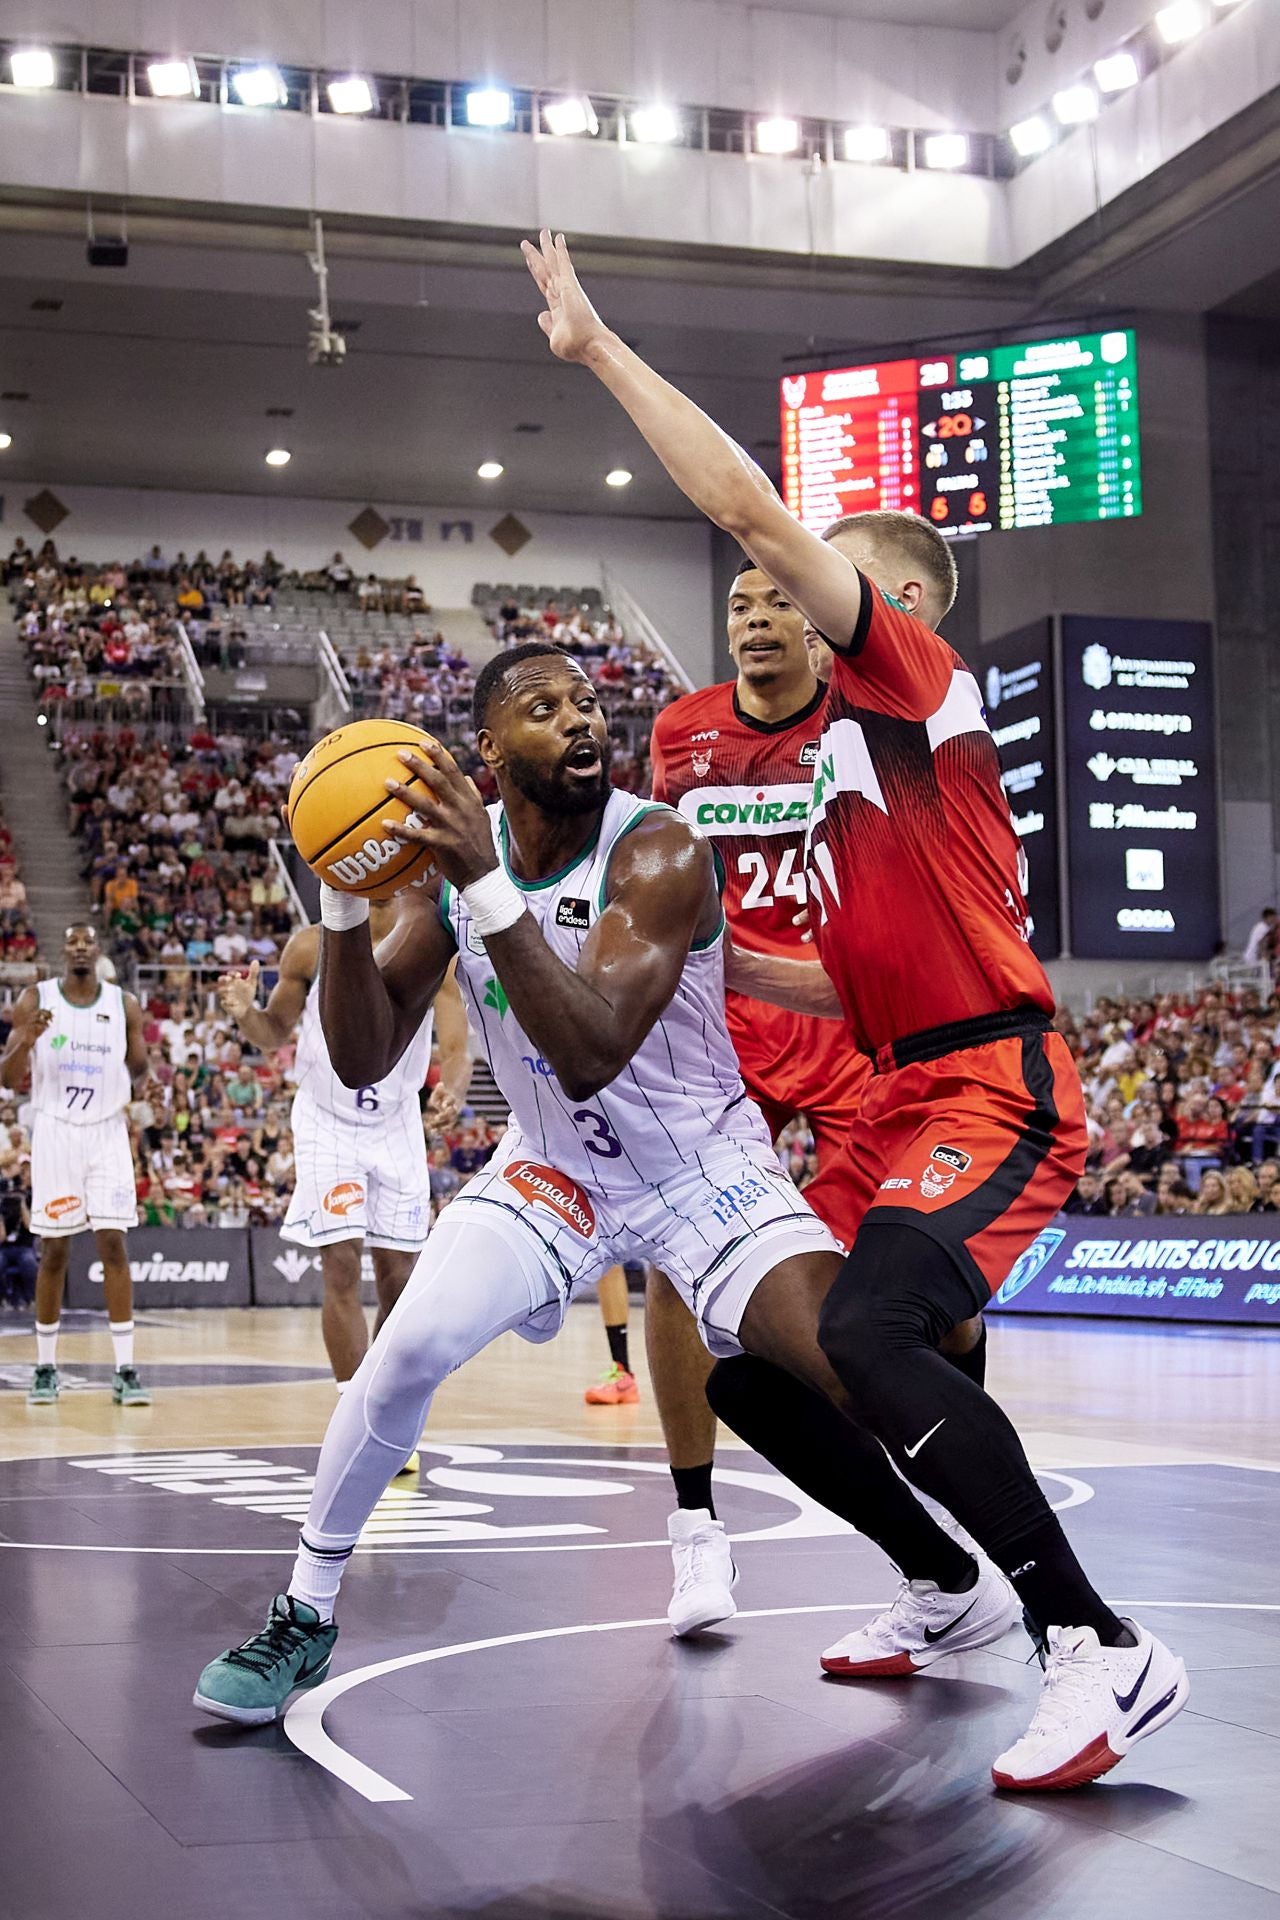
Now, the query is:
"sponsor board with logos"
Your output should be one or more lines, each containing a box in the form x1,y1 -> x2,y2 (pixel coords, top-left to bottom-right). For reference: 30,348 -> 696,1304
65,1226 -> 252,1308
989,1214 -> 1280,1323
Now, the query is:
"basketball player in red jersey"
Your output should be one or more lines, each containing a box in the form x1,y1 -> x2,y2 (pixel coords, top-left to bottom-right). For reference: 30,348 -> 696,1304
647,560 -> 985,1637
525,229 -> 1188,1790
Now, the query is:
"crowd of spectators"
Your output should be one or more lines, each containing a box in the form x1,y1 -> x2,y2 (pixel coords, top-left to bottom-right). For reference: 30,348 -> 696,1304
0,808 -> 39,978
62,722 -> 300,985
1056,984 -> 1280,1216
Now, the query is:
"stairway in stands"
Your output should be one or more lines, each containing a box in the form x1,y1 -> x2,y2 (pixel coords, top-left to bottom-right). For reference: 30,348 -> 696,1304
0,608 -> 94,956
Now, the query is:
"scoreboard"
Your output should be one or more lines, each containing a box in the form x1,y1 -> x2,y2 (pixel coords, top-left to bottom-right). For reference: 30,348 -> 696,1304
781,329 -> 1141,540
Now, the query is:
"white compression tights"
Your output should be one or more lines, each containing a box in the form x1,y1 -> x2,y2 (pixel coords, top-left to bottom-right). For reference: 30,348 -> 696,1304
289,1207 -> 560,1604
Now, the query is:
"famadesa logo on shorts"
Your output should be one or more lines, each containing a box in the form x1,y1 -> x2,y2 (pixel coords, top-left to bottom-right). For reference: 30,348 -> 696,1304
45,1194 -> 81,1221
323,1180 -> 365,1216
502,1162 -> 596,1238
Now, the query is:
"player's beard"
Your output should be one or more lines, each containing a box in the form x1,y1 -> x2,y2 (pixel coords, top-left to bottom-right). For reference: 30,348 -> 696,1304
504,736 -> 613,816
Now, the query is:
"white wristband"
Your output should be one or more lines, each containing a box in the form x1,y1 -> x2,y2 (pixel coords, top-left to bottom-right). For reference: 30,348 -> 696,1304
319,881 -> 371,933
462,866 -> 526,938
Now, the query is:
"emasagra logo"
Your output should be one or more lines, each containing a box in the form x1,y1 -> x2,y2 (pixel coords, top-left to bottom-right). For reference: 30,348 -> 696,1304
995,1227 -> 1066,1305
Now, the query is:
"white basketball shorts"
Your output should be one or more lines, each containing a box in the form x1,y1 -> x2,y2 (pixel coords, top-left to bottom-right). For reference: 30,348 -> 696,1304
30,1112 -> 138,1237
283,1095 -> 431,1253
446,1124 -> 841,1356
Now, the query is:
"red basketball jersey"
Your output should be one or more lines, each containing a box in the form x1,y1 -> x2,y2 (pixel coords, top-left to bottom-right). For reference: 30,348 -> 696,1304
650,680 -> 826,958
806,573 -> 1054,1055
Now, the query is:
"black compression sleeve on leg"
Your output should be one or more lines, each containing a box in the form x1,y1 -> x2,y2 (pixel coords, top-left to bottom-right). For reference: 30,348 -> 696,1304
670,1461 -> 715,1518
706,1354 -> 975,1590
817,1225 -> 1125,1645
605,1323 -> 630,1373
945,1318 -> 987,1390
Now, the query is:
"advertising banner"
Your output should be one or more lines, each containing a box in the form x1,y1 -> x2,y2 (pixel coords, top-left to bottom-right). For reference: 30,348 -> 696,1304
64,1226 -> 252,1308
249,1228 -> 379,1307
988,1215 -> 1280,1325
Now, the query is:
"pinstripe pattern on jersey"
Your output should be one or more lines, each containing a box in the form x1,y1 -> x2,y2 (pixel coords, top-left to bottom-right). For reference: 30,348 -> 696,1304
445,790 -> 771,1195
32,979 -> 131,1124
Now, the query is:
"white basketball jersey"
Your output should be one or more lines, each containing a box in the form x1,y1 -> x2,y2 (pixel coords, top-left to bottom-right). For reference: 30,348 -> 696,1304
31,978 -> 132,1125
443,790 -> 768,1193
292,974 -> 434,1128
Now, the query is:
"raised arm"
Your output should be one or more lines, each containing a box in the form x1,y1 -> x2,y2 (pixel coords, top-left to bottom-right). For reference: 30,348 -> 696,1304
217,925 -> 317,1054
522,230 -> 867,650
381,745 -> 718,1103
319,886 -> 457,1089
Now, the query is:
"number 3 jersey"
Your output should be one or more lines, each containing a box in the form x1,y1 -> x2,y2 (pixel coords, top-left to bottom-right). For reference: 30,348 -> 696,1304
441,789 -> 770,1194
31,978 -> 131,1123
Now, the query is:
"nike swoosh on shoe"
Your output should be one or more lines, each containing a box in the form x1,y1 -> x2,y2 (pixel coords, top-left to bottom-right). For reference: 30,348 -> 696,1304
922,1593 -> 981,1644
1113,1648 -> 1153,1714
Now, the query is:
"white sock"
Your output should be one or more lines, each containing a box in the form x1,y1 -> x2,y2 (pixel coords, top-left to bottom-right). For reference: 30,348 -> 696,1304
35,1321 -> 59,1367
288,1538 -> 351,1623
109,1321 -> 134,1370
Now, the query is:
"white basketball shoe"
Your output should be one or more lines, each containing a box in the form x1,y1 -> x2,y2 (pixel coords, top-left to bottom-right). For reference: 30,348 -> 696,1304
992,1618 -> 1188,1790
821,1563 -> 1020,1678
666,1509 -> 739,1638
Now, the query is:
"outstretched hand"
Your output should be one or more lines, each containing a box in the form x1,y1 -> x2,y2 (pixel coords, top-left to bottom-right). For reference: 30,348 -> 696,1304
521,229 -> 610,364
217,959 -> 260,1021
383,744 -> 498,891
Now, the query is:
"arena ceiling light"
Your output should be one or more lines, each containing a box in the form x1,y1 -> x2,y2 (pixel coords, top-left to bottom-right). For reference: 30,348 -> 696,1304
921,131 -> 968,169
542,95 -> 598,137
756,116 -> 800,154
264,447 -> 291,467
0,433 -> 12,450
477,460 -> 504,479
231,64 -> 287,107
843,125 -> 890,163
1052,83 -> 1099,124
465,87 -> 512,127
1094,50 -> 1141,92
605,468 -> 633,488
327,74 -> 376,115
629,103 -> 680,143
1156,0 -> 1207,42
8,48 -> 56,89
146,58 -> 198,98
1009,115 -> 1053,156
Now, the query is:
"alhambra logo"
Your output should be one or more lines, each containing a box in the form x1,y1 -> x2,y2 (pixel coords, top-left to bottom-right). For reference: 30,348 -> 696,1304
484,977 -> 510,1019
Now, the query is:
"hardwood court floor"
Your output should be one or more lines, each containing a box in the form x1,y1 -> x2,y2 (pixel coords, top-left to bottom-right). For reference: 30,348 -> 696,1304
1,1306 -> 1278,1920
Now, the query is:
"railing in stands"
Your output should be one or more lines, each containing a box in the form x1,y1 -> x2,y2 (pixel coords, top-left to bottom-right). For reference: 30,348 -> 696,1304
315,630 -> 353,732
600,567 -> 695,693
174,623 -> 207,720
269,836 -> 309,929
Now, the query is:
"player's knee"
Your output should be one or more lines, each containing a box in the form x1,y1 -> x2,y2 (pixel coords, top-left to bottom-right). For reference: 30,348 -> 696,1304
322,1243 -> 362,1296
819,1225 -> 983,1402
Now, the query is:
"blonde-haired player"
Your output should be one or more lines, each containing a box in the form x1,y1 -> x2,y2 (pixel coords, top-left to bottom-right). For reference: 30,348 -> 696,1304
1,922 -> 157,1405
217,905 -> 472,1388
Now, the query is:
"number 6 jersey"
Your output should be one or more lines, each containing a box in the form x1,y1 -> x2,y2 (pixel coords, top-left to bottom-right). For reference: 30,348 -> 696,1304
441,790 -> 769,1194
31,977 -> 131,1123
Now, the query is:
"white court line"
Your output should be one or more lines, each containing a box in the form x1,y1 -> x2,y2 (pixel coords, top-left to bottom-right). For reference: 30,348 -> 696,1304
285,1599 -> 1280,1804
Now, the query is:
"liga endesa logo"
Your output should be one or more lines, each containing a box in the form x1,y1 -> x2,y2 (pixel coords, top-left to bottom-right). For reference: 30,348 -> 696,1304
44,1194 -> 82,1222
323,1180 -> 366,1216
502,1162 -> 596,1238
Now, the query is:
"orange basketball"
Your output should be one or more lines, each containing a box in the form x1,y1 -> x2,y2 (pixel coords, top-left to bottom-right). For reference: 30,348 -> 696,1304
286,719 -> 440,901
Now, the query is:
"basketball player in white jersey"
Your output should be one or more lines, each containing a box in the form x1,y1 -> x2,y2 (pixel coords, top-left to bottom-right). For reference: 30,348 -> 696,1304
195,639 -> 903,1722
216,907 -> 473,1386
0,922 -> 155,1405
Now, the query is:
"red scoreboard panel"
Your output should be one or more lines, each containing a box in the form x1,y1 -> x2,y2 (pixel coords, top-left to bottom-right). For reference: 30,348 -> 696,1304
780,360 -> 919,531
